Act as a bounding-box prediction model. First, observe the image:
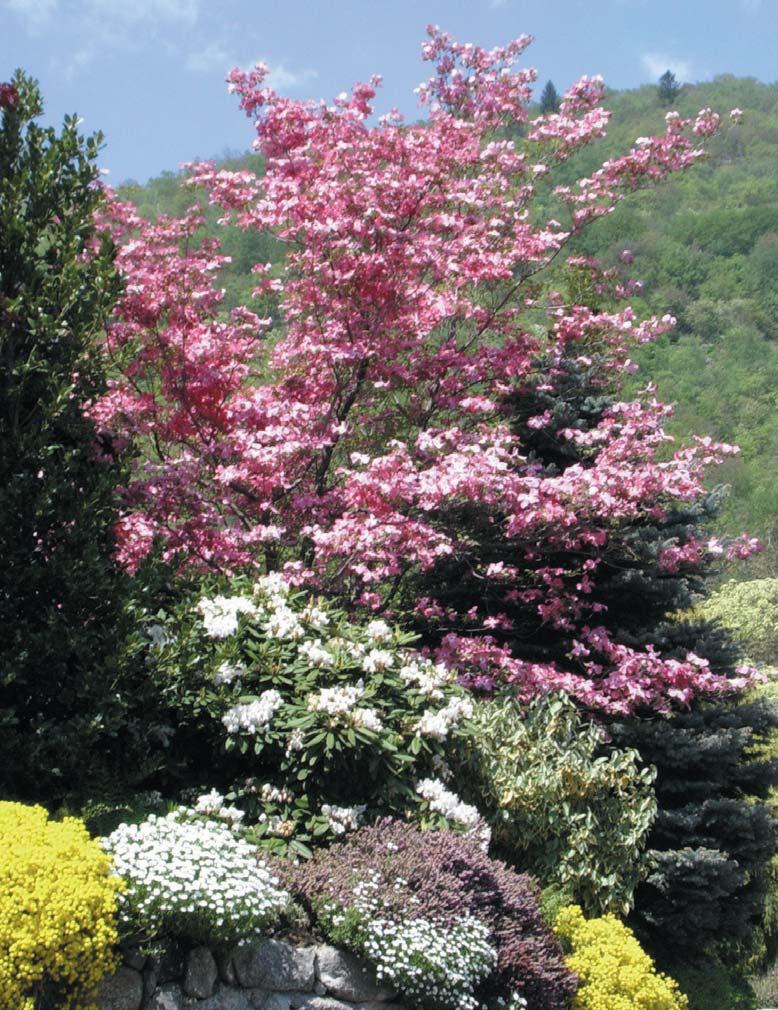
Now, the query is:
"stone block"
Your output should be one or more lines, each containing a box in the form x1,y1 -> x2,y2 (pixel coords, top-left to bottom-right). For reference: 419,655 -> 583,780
233,940 -> 316,992
184,946 -> 218,999
97,966 -> 143,1010
315,947 -> 395,1003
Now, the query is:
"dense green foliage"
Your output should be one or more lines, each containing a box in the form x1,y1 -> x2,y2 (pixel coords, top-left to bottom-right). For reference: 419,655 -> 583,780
457,694 -> 657,916
693,578 -> 778,666
0,72 -> 134,802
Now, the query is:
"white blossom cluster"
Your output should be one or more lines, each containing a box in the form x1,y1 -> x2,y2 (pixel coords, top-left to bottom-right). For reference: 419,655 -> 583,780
321,803 -> 366,835
222,689 -> 283,734
399,658 -> 453,700
366,619 -> 393,643
261,782 -> 294,804
416,778 -> 481,830
415,695 -> 474,740
307,681 -> 383,733
193,789 -> 245,826
214,660 -> 248,686
362,914 -> 496,1010
197,595 -> 259,638
102,812 -> 289,945
362,648 -> 395,673
299,638 -> 334,668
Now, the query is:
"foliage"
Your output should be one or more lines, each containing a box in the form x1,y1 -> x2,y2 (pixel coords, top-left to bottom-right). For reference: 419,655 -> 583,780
142,573 -> 480,854
0,71 -> 147,803
102,810 -> 289,949
673,961 -> 757,1010
93,28 -> 752,717
455,693 -> 657,915
539,80 -> 560,114
692,578 -> 778,666
0,801 -> 123,1010
554,904 -> 688,1010
658,71 -> 682,106
611,695 -> 778,968
284,818 -> 576,1010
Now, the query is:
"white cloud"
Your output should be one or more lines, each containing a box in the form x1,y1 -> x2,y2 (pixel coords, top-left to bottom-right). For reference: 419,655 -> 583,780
264,62 -> 317,90
641,52 -> 692,82
84,0 -> 200,25
4,0 -> 59,29
186,42 -> 232,74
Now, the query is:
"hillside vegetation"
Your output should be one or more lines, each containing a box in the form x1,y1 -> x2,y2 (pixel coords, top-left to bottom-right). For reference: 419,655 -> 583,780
118,74 -> 778,575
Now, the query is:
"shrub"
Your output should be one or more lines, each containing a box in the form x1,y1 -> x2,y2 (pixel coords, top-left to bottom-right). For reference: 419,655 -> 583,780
146,574 -> 480,854
0,72 -> 138,803
284,819 -> 576,1010
554,904 -> 688,1010
455,693 -> 657,914
102,810 -> 290,949
0,801 -> 123,1010
693,578 -> 778,666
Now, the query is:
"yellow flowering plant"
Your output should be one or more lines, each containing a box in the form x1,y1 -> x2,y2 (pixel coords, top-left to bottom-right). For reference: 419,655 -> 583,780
0,802 -> 123,1009
554,904 -> 688,1010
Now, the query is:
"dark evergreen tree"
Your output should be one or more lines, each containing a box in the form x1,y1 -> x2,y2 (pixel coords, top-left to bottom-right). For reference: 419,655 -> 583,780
405,266 -> 777,975
657,69 -> 682,105
539,80 -> 561,114
0,72 -> 136,801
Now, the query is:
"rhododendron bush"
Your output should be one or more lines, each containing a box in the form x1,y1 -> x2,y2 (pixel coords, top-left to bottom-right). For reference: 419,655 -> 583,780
90,27 -> 757,715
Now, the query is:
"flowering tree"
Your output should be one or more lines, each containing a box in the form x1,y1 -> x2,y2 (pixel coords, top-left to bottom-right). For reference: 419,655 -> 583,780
90,27 -> 754,714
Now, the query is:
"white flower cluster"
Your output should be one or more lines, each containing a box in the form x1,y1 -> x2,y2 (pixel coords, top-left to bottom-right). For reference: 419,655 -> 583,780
197,595 -> 259,638
299,638 -> 334,668
307,681 -> 383,733
416,778 -> 481,830
193,789 -> 245,826
366,619 -> 393,643
214,660 -> 248,686
307,681 -> 365,715
399,658 -> 453,700
362,648 -> 395,673
363,914 -> 496,1010
321,803 -> 366,836
103,812 -> 289,945
415,695 -> 474,740
261,782 -> 294,804
222,689 -> 283,734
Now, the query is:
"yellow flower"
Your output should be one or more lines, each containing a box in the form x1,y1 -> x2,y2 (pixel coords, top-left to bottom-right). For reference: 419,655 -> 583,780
0,802 -> 123,1009
555,904 -> 688,1010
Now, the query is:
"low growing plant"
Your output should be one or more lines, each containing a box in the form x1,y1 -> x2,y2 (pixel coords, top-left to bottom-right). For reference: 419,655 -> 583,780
554,904 -> 688,1010
284,819 -> 576,1010
0,801 -> 123,1010
102,809 -> 290,949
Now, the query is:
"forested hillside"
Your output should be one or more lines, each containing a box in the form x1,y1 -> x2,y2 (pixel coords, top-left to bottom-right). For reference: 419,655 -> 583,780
118,74 -> 778,575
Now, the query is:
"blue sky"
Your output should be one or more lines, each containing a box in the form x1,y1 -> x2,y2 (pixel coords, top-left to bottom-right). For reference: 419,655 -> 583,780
2,0 -> 777,184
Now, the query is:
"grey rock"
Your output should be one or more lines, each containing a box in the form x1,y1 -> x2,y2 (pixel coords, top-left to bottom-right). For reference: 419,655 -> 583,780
315,947 -> 395,1003
122,946 -> 148,972
260,995 -> 291,1010
192,986 -> 257,1010
145,984 -> 185,1010
184,946 -> 218,998
289,998 -> 352,1010
313,982 -> 326,996
217,950 -> 238,985
143,961 -> 160,1003
97,966 -> 143,1010
233,940 -> 316,991
354,1005 -> 405,1010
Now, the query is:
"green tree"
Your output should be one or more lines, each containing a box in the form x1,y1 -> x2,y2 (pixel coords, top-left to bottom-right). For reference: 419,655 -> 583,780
0,72 -> 134,801
657,70 -> 682,105
539,80 -> 561,114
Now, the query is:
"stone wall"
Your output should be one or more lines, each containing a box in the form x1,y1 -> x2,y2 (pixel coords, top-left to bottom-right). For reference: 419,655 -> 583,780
98,938 -> 405,1010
